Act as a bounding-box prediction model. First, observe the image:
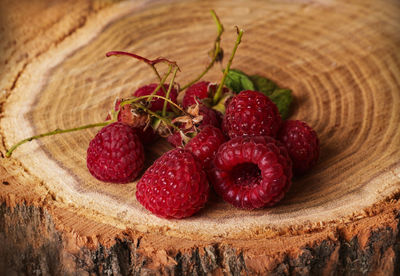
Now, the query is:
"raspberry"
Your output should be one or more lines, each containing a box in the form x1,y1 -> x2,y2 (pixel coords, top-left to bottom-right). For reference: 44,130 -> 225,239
210,136 -> 292,209
185,125 -> 226,170
198,104 -> 220,128
183,81 -> 229,108
137,127 -> 159,145
277,120 -> 319,175
183,81 -> 211,108
222,90 -> 281,139
133,83 -> 177,111
136,148 -> 209,219
87,122 -> 145,183
167,131 -> 186,148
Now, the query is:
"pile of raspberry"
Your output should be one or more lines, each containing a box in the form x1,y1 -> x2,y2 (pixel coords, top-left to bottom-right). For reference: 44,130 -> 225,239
87,79 -> 320,219
3,12 -> 320,220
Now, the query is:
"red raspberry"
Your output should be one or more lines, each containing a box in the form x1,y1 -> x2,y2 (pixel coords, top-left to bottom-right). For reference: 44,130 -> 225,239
185,125 -> 226,170
210,136 -> 292,209
182,81 -> 211,108
198,104 -> 220,128
87,122 -> 145,183
277,120 -> 319,175
136,148 -> 209,219
133,83 -> 178,111
183,81 -> 230,109
222,90 -> 281,139
137,127 -> 159,145
106,99 -> 158,145
167,130 -> 186,148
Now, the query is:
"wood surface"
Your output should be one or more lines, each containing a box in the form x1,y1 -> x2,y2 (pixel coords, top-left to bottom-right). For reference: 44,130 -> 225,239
1,0 -> 400,274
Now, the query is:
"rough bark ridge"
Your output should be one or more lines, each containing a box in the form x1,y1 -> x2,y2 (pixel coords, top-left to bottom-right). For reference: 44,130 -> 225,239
1,202 -> 399,275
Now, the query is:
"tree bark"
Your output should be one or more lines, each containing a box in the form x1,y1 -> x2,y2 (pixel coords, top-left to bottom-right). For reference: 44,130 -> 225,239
1,201 -> 400,275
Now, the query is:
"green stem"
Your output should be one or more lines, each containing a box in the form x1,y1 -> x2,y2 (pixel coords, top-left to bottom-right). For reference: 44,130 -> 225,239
133,103 -> 179,132
151,65 -> 163,82
179,10 -> 224,91
162,67 -> 179,117
213,28 -> 243,104
5,121 -> 109,158
120,94 -> 185,114
148,65 -> 173,102
150,65 -> 168,94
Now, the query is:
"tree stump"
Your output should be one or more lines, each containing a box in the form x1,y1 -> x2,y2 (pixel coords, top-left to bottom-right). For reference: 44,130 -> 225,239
1,0 -> 400,274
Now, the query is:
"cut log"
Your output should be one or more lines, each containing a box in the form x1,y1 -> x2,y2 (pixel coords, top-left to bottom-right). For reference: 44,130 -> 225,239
1,0 -> 400,274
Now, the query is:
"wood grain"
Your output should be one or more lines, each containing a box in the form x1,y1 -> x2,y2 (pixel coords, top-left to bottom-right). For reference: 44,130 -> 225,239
1,0 -> 400,274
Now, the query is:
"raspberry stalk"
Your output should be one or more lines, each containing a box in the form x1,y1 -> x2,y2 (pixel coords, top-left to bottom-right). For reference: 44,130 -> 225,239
106,53 -> 181,115
119,94 -> 184,113
133,103 -> 180,132
180,10 -> 224,91
162,66 -> 179,117
146,64 -> 174,104
105,51 -> 178,68
213,27 -> 243,105
105,51 -> 179,96
5,92 -> 185,158
5,121 -> 109,158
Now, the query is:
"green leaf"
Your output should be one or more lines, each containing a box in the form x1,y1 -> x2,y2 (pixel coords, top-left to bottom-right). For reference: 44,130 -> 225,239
224,69 -> 255,93
223,69 -> 293,119
269,89 -> 293,120
249,75 -> 277,96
